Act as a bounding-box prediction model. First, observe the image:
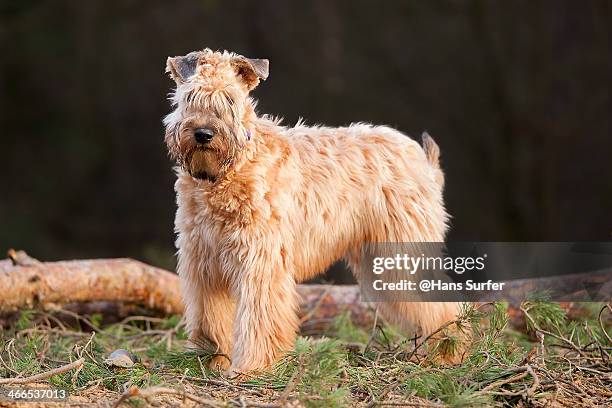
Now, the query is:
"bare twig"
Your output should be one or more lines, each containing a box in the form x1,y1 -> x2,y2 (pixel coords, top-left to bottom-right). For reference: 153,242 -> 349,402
525,365 -> 540,397
0,357 -> 85,384
184,376 -> 265,397
598,304 -> 612,345
113,385 -> 222,408
230,399 -> 280,408
16,328 -> 91,338
0,353 -> 19,376
119,315 -> 168,325
473,366 -> 529,395
364,308 -> 380,353
405,319 -> 457,360
521,304 -> 585,356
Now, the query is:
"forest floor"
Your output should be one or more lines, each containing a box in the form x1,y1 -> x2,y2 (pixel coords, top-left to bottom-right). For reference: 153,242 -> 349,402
0,302 -> 610,407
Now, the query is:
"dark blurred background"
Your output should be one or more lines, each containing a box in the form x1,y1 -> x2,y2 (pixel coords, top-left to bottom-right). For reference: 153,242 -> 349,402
0,1 -> 609,280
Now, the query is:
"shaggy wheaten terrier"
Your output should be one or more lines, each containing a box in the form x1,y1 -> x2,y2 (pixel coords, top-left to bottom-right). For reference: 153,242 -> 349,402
163,49 -> 460,373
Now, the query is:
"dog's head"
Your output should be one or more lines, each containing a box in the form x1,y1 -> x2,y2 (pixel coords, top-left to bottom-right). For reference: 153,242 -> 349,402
163,49 -> 269,181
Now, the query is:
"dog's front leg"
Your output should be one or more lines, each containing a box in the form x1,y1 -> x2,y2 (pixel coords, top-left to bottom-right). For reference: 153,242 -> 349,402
229,248 -> 299,373
177,254 -> 235,370
199,287 -> 235,370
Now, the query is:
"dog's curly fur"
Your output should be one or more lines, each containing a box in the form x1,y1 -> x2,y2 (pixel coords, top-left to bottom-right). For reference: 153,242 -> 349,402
163,49 -> 460,373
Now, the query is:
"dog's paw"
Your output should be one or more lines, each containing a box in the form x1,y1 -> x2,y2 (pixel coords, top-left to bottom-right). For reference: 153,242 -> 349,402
223,368 -> 239,379
208,354 -> 231,371
223,367 -> 253,380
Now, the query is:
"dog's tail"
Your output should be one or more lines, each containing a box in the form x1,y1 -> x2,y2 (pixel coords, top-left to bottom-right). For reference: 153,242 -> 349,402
421,132 -> 444,188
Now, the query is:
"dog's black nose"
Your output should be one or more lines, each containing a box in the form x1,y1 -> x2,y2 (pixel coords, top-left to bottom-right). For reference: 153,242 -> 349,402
194,128 -> 214,144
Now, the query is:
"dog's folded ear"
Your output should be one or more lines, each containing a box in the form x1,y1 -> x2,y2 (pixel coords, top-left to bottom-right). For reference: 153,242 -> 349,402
166,52 -> 200,84
232,56 -> 269,91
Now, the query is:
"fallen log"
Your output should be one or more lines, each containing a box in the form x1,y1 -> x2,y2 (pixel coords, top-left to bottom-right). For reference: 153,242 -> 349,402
0,257 -> 374,328
1,256 -> 607,332
0,258 -> 183,314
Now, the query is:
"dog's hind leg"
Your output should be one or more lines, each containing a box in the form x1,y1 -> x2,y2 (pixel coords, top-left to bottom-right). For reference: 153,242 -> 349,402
346,247 -> 459,330
346,247 -> 464,362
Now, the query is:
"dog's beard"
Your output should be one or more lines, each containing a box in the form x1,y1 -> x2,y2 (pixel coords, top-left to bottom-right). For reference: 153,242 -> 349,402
178,133 -> 239,182
183,148 -> 224,181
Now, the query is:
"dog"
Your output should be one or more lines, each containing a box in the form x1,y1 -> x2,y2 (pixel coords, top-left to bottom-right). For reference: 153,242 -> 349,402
163,49 -> 461,374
